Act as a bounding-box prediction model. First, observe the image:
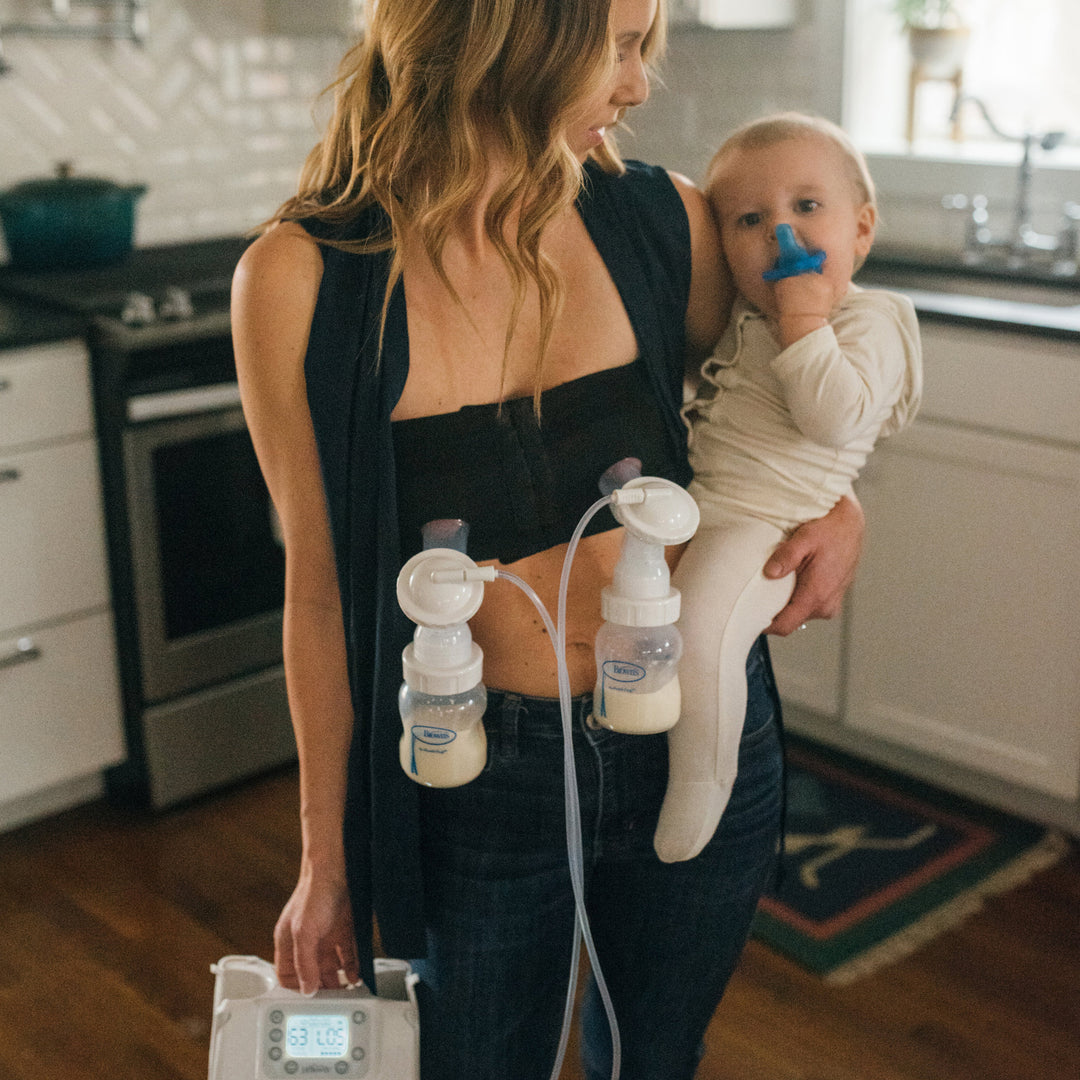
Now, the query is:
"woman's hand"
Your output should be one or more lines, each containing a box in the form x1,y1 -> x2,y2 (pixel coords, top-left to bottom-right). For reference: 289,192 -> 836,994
274,866 -> 360,996
762,492 -> 865,635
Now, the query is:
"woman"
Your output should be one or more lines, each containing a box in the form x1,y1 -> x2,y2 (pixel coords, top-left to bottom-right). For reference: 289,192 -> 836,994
232,1 -> 863,1077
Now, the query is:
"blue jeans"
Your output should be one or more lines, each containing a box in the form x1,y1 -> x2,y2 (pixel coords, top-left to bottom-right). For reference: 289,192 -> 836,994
411,638 -> 784,1080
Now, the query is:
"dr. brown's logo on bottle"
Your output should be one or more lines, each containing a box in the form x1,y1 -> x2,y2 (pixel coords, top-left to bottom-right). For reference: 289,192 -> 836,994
602,660 -> 646,682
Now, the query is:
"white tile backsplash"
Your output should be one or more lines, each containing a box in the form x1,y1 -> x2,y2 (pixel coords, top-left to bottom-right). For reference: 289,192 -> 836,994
0,1 -> 926,258
620,19 -> 833,187
0,0 -> 343,252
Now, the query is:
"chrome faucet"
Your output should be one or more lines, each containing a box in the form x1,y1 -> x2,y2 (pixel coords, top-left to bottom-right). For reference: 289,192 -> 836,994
944,94 -> 1075,275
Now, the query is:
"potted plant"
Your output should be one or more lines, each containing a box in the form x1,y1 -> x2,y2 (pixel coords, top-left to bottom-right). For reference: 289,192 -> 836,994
893,0 -> 970,76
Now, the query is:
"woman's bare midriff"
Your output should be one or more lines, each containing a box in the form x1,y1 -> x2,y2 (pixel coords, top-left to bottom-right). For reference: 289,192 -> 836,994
474,529 -> 685,698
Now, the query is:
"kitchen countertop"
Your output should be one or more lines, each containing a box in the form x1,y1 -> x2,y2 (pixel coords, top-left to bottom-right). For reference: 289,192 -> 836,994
858,254 -> 1080,340
0,295 -> 85,352
2,243 -> 1078,346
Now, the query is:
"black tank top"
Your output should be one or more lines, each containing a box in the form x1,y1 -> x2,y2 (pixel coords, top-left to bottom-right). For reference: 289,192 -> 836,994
392,361 -> 683,564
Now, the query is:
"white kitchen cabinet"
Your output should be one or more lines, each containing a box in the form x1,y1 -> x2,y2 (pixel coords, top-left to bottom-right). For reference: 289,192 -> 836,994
669,1 -> 797,26
0,438 -> 111,631
264,0 -> 359,35
775,317 -> 1080,824
847,419 -> 1080,800
0,341 -> 124,824
768,610 -> 844,718
1,613 -> 123,804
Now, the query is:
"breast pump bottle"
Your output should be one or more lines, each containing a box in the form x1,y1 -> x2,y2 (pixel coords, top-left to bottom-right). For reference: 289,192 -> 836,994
593,460 -> 700,734
396,520 -> 488,787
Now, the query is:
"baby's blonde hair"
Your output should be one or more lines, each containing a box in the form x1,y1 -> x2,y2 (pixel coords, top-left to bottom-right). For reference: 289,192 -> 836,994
706,112 -> 877,212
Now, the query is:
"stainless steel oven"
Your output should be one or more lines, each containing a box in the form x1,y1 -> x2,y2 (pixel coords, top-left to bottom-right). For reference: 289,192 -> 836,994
0,239 -> 297,808
123,388 -> 284,703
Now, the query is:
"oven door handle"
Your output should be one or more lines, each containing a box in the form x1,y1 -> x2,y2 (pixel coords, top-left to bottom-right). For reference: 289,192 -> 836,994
127,382 -> 242,422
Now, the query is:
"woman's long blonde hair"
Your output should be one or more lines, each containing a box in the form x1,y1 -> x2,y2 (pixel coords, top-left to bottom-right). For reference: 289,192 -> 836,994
272,0 -> 667,406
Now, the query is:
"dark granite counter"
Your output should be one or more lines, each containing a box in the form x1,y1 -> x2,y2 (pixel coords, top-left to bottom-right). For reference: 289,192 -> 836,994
0,295 -> 85,352
858,254 -> 1080,340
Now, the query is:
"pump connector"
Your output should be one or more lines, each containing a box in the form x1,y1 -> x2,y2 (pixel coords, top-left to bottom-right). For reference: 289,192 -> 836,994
762,223 -> 826,281
603,474 -> 699,628
609,476 -> 699,551
397,548 -> 486,629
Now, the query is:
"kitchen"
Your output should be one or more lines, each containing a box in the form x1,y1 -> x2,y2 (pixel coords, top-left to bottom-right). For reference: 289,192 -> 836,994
1,1 -> 1078,1078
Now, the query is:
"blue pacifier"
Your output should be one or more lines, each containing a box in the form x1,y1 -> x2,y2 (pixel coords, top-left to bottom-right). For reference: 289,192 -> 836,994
762,223 -> 826,281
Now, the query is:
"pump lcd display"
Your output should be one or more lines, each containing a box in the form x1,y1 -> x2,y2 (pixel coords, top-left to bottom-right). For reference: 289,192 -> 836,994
284,1013 -> 350,1059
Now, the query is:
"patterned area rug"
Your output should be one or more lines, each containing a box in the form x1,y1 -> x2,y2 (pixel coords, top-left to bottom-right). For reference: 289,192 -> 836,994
752,737 -> 1069,984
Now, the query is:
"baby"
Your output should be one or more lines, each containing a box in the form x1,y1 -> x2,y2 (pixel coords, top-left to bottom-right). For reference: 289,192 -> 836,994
654,112 -> 923,863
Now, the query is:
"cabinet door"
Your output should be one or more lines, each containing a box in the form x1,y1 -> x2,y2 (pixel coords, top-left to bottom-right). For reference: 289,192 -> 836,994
0,341 -> 92,451
0,612 -> 124,803
847,420 -> 1080,800
0,439 -> 109,634
769,614 -> 844,717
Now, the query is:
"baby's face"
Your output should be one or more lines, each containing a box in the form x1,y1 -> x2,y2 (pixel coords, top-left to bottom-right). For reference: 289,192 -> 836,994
708,135 -> 876,320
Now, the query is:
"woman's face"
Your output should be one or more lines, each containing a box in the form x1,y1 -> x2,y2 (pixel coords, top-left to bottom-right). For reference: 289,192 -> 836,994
709,135 -> 876,318
565,0 -> 657,161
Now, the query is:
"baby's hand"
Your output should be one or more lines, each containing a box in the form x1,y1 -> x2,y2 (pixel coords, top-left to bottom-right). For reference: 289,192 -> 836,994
771,272 -> 834,347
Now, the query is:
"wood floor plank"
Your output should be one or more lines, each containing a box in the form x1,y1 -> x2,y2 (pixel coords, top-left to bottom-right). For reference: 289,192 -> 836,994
0,763 -> 1076,1080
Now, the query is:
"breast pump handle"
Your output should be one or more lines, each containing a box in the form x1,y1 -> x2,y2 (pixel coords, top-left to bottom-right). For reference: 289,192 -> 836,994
762,223 -> 826,281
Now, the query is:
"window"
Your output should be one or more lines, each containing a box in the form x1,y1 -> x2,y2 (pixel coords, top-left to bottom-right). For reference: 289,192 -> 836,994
842,0 -> 1079,258
845,0 -> 1080,161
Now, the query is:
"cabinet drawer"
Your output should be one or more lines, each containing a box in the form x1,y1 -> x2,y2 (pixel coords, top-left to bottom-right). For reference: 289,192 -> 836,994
919,321 -> 1080,446
0,340 -> 93,451
0,438 -> 109,633
0,611 -> 124,804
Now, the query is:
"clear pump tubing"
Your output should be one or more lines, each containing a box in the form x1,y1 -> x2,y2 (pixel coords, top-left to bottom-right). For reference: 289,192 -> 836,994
557,493 -> 622,1079
495,568 -> 585,1079
497,490 -> 623,1080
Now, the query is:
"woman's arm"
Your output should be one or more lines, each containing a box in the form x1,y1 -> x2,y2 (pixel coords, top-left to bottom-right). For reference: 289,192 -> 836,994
668,170 -> 733,371
763,491 -> 865,635
232,224 -> 361,994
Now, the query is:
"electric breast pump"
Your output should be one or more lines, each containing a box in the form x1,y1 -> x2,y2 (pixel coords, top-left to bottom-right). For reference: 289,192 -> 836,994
388,462 -> 700,1080
592,459 -> 700,734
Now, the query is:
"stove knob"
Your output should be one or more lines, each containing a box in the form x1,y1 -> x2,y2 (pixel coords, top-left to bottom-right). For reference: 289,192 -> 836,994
120,292 -> 157,326
158,286 -> 195,320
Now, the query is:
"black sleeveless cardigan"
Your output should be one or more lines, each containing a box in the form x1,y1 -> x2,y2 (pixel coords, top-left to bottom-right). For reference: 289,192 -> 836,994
302,159 -> 693,990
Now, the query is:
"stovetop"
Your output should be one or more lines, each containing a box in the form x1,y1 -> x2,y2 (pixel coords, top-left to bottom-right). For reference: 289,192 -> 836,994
0,236 -> 250,328
0,236 -> 253,395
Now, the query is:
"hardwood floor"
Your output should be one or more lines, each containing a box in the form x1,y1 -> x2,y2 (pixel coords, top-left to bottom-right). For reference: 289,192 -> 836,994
1,763 -> 1077,1080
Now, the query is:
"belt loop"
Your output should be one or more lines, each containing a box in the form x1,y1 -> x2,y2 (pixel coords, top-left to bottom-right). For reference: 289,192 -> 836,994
579,693 -> 597,733
498,692 -> 522,762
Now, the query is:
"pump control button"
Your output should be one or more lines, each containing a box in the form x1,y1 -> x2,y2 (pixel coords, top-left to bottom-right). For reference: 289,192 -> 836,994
270,1009 -> 284,1024
352,1010 -> 367,1024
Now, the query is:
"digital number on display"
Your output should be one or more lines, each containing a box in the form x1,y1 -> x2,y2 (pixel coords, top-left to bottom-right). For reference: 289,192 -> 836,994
284,1014 -> 350,1059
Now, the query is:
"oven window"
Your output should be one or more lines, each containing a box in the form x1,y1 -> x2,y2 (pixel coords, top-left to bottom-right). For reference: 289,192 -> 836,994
152,429 -> 285,640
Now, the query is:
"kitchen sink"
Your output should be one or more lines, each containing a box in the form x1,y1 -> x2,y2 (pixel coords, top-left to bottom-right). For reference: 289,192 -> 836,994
857,266 -> 1080,309
855,256 -> 1080,336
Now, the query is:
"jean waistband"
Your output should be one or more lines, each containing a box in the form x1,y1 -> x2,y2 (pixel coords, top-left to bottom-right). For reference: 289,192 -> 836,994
483,688 -> 595,761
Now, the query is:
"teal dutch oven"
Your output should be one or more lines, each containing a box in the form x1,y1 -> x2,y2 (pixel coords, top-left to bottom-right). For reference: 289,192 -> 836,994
0,162 -> 147,271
